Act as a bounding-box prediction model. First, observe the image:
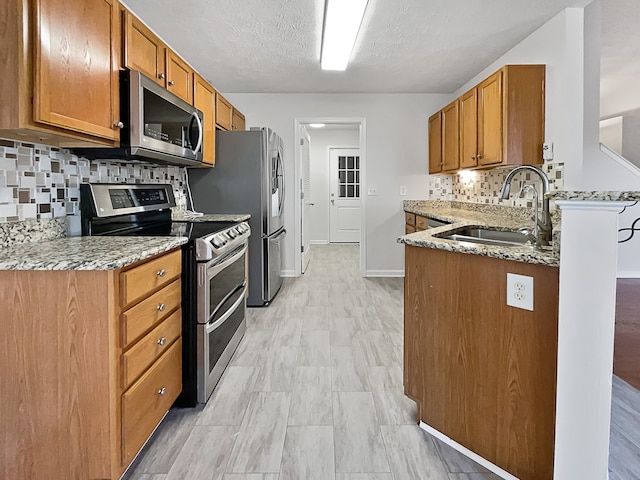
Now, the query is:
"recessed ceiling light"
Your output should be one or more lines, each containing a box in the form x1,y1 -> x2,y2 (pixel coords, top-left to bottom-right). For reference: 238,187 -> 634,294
321,0 -> 369,71
309,123 -> 326,128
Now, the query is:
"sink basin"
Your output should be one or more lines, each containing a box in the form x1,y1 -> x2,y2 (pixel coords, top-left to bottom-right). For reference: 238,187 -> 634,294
435,226 -> 531,247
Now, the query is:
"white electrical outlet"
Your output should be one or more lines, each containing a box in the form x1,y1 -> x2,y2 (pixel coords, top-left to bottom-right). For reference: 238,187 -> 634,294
367,186 -> 378,196
506,273 -> 534,311
542,142 -> 554,161
400,186 -> 407,196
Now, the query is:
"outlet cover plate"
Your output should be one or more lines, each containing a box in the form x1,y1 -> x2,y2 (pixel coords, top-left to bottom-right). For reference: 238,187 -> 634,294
506,273 -> 534,311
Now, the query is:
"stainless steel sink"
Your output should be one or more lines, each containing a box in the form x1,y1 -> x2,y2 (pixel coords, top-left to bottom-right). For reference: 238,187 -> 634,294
435,226 -> 531,247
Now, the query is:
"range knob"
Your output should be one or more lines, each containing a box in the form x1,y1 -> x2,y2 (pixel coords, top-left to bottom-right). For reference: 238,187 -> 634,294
227,228 -> 238,239
211,235 -> 225,248
238,224 -> 248,233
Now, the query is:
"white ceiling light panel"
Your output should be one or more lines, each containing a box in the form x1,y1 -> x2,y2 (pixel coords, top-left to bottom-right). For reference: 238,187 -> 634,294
321,0 -> 369,71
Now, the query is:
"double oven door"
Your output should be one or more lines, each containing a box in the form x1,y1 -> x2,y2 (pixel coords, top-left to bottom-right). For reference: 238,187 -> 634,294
196,242 -> 247,403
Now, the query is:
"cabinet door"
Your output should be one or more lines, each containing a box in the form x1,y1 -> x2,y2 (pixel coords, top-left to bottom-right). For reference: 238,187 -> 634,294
428,111 -> 442,174
441,101 -> 459,172
34,0 -> 119,141
166,51 -> 193,104
216,93 -> 233,130
123,11 -> 166,87
459,89 -> 478,169
477,70 -> 503,166
232,109 -> 245,131
194,74 -> 216,166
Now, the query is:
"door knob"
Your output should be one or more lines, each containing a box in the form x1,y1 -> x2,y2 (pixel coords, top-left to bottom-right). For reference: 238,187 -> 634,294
331,199 -> 335,205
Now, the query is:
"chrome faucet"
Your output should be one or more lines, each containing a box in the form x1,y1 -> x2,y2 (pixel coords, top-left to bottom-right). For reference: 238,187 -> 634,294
499,166 -> 552,248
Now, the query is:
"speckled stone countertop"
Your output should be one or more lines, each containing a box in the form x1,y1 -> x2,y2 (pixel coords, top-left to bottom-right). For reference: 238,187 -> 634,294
0,236 -> 188,271
548,191 -> 640,202
172,212 -> 251,222
399,200 -> 559,266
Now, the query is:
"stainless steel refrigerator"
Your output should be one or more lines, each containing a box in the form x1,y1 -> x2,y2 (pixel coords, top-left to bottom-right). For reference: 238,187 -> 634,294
188,127 -> 285,307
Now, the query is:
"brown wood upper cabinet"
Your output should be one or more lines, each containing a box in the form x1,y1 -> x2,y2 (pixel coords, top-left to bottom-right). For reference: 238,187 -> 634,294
428,111 -> 443,173
441,100 -> 460,172
122,10 -> 193,104
122,11 -> 166,88
0,0 -> 121,146
216,93 -> 234,130
429,64 -> 545,174
193,74 -> 216,166
232,109 -> 246,131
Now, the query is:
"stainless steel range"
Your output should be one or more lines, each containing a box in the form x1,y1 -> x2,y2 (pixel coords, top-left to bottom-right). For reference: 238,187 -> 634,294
80,183 -> 250,405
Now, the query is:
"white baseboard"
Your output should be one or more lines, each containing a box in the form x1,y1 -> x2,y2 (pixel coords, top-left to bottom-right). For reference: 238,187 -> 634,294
280,270 -> 297,278
617,271 -> 640,278
419,422 -> 518,480
365,270 -> 405,278
309,240 -> 329,245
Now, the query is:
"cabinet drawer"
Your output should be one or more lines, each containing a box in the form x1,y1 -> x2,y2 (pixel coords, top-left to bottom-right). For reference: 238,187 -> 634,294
416,215 -> 428,230
405,212 -> 416,226
120,250 -> 181,308
122,338 -> 182,466
121,279 -> 181,348
122,309 -> 182,388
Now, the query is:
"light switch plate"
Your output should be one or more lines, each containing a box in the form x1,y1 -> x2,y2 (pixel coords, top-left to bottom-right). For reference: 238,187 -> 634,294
506,273 -> 534,311
400,186 -> 407,196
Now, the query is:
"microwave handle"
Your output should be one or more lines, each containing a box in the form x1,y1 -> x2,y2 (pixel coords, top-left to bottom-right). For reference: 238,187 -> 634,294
190,111 -> 203,155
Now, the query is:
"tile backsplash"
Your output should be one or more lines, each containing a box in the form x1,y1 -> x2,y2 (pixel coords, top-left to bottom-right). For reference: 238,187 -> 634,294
0,138 -> 188,224
428,162 -> 564,209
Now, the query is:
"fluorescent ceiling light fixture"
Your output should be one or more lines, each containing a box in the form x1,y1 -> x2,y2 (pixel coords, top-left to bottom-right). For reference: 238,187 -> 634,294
309,123 -> 326,128
321,0 -> 369,71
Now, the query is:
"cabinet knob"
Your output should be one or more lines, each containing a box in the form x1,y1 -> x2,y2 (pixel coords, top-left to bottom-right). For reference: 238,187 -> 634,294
114,121 -> 124,129
157,303 -> 166,312
157,337 -> 166,346
477,154 -> 483,160
168,80 -> 175,86
158,73 -> 166,80
471,155 -> 476,160
156,269 -> 166,277
157,387 -> 166,396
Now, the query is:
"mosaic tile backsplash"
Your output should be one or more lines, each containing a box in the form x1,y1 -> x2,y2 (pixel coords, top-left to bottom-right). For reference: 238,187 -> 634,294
428,162 -> 564,209
0,138 -> 189,244
0,138 -> 188,221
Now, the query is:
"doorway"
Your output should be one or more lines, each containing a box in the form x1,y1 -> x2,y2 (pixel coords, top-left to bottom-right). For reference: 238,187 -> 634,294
294,118 -> 365,277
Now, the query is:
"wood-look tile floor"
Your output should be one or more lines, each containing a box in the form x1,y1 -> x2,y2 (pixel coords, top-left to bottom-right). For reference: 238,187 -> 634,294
125,245 -> 640,480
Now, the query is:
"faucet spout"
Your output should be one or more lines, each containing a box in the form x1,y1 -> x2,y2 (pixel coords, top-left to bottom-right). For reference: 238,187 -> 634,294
499,166 -> 552,248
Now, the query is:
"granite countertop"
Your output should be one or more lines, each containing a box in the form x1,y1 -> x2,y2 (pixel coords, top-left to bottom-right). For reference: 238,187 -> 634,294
547,191 -> 640,202
172,212 -> 251,222
0,236 -> 188,271
399,200 -> 559,267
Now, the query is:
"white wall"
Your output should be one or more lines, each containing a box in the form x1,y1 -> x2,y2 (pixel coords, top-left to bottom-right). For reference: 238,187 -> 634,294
307,129 -> 360,243
599,117 -> 623,154
224,93 -> 451,275
622,116 -> 640,166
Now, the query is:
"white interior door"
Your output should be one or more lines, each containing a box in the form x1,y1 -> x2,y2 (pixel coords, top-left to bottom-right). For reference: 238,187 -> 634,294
300,129 -> 312,273
329,148 -> 361,243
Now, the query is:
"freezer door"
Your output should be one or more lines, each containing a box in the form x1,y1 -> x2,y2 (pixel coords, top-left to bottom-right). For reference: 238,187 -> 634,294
267,129 -> 284,234
264,228 -> 285,303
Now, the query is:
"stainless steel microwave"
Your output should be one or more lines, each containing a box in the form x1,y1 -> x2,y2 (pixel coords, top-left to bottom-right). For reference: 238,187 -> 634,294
73,70 -> 203,166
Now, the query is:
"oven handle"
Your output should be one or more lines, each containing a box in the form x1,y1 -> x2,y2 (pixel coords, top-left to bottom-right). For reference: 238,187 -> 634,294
205,285 -> 246,334
206,243 -> 247,280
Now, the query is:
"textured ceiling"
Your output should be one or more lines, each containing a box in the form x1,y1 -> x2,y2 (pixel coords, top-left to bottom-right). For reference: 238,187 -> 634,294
122,0 -> 593,94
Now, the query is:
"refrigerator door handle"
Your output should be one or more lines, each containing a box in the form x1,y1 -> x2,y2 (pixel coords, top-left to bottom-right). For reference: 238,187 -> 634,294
272,228 -> 286,240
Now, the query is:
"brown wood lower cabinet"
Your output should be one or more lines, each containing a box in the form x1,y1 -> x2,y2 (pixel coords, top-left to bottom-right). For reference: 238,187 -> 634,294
0,248 -> 182,480
404,246 -> 559,480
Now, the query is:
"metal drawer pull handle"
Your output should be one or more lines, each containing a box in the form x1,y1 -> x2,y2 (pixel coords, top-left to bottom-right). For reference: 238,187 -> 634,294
157,303 -> 166,312
158,387 -> 166,396
157,337 -> 166,346
156,269 -> 166,277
